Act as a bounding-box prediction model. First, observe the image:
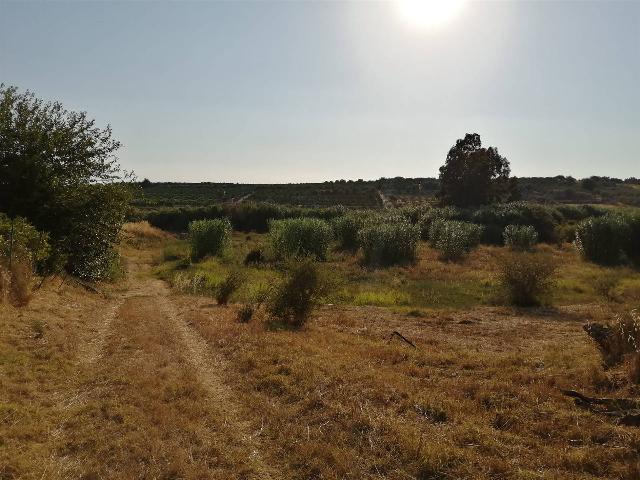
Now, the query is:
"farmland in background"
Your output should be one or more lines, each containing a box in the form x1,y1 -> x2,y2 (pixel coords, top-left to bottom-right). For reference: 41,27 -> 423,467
134,175 -> 640,211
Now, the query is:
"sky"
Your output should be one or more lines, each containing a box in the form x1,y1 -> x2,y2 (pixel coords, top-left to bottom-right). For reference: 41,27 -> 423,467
1,0 -> 638,183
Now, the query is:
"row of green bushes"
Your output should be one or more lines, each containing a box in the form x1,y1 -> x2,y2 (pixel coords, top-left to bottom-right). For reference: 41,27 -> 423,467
145,201 -> 608,244
186,215 -> 539,268
184,205 -> 640,269
143,202 -> 345,233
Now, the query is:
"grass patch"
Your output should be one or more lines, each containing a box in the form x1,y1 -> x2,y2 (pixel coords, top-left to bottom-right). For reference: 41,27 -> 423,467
156,233 -> 639,310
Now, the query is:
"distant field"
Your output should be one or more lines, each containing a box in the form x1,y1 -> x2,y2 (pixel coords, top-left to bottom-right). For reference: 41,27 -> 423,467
134,176 -> 640,209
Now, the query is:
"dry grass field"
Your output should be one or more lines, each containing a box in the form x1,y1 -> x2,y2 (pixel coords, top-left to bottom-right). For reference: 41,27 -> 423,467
2,225 -> 639,479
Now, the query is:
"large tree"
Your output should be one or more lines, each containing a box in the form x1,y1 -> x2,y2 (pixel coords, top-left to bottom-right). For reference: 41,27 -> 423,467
438,133 -> 518,207
0,85 -> 132,279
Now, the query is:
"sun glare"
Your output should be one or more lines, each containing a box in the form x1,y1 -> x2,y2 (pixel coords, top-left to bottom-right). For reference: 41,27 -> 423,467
396,0 -> 467,30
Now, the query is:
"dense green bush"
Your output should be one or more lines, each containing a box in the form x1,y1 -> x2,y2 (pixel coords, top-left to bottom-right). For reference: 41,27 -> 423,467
332,212 -> 372,251
624,212 -> 640,266
574,214 -> 629,265
417,206 -> 462,240
0,214 -> 50,266
63,184 -> 131,281
359,221 -> 420,266
503,224 -> 538,250
556,204 -> 606,221
267,259 -> 324,328
188,219 -> 232,260
497,252 -> 557,306
269,218 -> 333,260
471,202 -> 559,244
429,220 -> 483,261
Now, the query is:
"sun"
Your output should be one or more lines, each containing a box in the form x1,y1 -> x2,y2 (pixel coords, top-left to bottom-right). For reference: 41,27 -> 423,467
396,0 -> 467,30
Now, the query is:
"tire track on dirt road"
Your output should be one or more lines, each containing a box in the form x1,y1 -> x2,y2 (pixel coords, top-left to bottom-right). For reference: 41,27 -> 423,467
152,279 -> 280,480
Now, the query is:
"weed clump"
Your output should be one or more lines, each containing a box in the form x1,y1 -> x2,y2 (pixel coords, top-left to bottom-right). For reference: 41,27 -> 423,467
269,218 -> 332,261
592,271 -> 623,303
243,248 -> 265,265
267,259 -> 324,328
215,271 -> 244,305
429,220 -> 482,261
359,221 -> 420,266
497,252 -> 557,306
188,219 -> 231,261
503,224 -> 538,250
237,304 -> 254,323
584,309 -> 640,373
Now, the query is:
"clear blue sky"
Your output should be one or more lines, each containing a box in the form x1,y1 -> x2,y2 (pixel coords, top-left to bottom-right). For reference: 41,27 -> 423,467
1,1 -> 638,182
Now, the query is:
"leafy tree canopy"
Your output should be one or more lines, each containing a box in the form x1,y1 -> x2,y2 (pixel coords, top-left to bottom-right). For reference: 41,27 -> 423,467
0,85 -> 133,279
438,133 -> 518,207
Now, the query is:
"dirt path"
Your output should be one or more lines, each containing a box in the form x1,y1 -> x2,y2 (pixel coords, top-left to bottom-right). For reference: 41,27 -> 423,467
51,249 -> 282,479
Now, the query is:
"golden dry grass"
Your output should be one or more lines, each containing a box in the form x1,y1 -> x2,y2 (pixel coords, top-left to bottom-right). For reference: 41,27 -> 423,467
176,297 -> 640,479
120,221 -> 174,247
2,237 -> 640,479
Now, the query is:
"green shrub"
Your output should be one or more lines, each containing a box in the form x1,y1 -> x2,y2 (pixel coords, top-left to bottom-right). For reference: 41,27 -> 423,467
429,220 -> 482,261
215,271 -> 244,305
188,219 -> 232,261
471,202 -> 559,244
503,224 -> 538,250
574,214 -> 629,265
269,218 -> 333,261
624,212 -> 640,266
267,259 -> 324,328
497,252 -> 557,306
359,221 -> 420,266
332,213 -> 372,251
418,206 -> 462,240
0,214 -> 50,267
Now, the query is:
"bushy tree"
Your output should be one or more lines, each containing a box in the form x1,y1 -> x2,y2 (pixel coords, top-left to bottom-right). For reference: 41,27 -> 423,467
438,133 -> 518,207
0,85 -> 132,279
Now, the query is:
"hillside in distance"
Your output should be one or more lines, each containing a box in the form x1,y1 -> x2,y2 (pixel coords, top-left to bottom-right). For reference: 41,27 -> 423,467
134,175 -> 640,209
